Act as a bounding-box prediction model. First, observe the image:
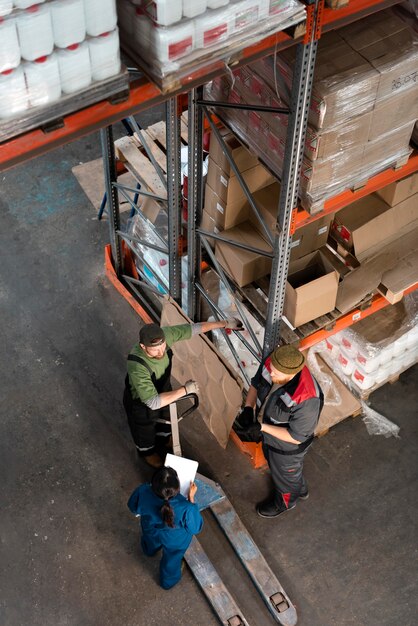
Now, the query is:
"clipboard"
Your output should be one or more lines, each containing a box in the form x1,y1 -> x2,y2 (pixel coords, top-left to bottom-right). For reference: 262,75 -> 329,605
165,453 -> 199,498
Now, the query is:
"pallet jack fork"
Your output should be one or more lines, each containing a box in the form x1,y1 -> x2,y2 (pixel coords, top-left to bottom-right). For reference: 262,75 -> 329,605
168,397 -> 298,626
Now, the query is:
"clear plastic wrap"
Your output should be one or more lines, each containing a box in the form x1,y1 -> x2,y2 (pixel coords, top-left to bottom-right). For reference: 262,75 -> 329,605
117,0 -> 306,92
361,402 -> 400,438
0,1 -> 125,136
320,293 -> 418,396
307,342 -> 342,406
205,15 -> 418,214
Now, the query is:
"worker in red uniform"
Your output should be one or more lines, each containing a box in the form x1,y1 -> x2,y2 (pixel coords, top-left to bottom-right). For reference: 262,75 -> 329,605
234,344 -> 323,518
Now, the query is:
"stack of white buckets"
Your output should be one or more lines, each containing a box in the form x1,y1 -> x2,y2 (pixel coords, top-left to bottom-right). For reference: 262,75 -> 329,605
118,0 -> 293,67
0,0 -> 121,121
322,324 -> 418,392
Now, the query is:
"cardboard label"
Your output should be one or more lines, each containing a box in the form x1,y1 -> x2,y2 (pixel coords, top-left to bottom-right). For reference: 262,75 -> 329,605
220,175 -> 228,188
290,239 -> 301,248
352,312 -> 361,321
318,226 -> 328,235
216,202 -> 224,214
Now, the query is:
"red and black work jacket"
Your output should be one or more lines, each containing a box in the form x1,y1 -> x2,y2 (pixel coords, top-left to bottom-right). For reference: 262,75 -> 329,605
251,358 -> 324,453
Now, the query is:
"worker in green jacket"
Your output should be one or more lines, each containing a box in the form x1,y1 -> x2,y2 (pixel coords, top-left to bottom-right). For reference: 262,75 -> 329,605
124,319 -> 242,467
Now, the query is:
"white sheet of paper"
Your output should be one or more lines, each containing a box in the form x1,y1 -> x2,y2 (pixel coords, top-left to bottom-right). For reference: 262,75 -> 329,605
165,453 -> 198,497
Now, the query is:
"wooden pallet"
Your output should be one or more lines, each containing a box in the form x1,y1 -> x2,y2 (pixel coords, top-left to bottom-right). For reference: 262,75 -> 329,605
114,117 -> 189,202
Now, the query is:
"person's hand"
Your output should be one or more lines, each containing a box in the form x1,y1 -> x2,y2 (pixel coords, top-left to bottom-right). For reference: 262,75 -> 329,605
235,406 -> 255,428
184,380 -> 199,395
224,318 -> 244,331
189,481 -> 197,502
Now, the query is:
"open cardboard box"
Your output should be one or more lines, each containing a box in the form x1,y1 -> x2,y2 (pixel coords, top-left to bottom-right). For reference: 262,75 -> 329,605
284,249 -> 339,327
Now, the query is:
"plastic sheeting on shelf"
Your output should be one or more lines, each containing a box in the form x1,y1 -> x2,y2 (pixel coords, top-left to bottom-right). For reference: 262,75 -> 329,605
205,10 -> 418,213
117,0 -> 306,91
0,1 -> 123,123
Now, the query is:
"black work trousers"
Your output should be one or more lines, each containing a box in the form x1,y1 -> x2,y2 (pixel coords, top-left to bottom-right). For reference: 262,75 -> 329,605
263,443 -> 310,509
123,388 -> 171,456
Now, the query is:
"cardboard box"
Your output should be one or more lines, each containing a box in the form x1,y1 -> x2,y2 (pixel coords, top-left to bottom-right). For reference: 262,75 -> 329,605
209,130 -> 259,175
368,88 -> 418,140
362,122 -> 414,174
305,112 -> 372,161
214,221 -> 273,287
283,250 -> 339,327
376,171 -> 418,206
200,209 -> 221,249
300,146 -> 364,197
377,248 -> 418,303
247,182 -> 333,260
338,11 -> 418,101
331,192 -> 418,262
206,160 -> 275,207
204,183 -> 250,230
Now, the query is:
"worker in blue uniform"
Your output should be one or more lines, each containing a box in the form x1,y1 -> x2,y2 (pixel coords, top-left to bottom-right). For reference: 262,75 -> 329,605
128,466 -> 203,589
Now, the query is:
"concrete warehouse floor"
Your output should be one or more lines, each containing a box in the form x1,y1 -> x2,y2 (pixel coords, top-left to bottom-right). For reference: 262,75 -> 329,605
1,113 -> 417,626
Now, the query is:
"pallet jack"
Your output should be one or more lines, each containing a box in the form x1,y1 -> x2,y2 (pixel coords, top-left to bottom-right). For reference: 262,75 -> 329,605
166,395 -> 298,626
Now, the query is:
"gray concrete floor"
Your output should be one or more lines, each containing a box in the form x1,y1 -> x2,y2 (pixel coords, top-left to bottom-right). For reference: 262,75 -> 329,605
1,119 -> 417,626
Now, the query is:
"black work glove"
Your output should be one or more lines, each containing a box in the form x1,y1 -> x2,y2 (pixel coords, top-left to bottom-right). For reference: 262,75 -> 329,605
233,420 -> 262,443
234,406 -> 255,429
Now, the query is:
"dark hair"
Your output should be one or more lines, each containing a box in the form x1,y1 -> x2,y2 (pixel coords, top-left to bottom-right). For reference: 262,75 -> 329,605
151,467 -> 180,528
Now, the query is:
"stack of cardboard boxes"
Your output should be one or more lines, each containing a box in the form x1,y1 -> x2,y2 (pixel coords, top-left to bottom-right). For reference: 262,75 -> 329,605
203,132 -> 340,327
205,10 -> 418,213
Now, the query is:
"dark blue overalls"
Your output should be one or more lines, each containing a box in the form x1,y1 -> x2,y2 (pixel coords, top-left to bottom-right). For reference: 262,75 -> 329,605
128,484 -> 203,589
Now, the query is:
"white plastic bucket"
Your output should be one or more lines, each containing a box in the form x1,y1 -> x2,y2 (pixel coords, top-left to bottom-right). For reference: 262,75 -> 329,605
150,20 -> 195,63
88,29 -> 121,82
0,65 -> 29,118
323,338 -> 339,359
143,0 -> 183,26
16,4 -> 54,61
351,366 -> 375,391
405,326 -> 418,350
84,0 -> 117,37
51,0 -> 86,48
374,363 -> 391,385
183,0 -> 207,18
339,335 -> 358,359
13,0 -> 45,7
0,16 -> 20,72
379,343 -> 394,363
194,6 -> 232,49
0,1 -> 13,17
24,53 -> 61,106
337,348 -> 355,376
392,333 -> 409,356
56,41 -> 91,93
230,0 -> 268,34
207,0 -> 229,7
355,349 -> 380,374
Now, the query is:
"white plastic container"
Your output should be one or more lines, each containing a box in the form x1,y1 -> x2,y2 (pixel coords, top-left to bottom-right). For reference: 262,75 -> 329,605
351,366 -> 375,391
374,363 -> 391,385
16,4 -> 54,61
323,338 -> 339,359
56,41 -> 91,93
88,29 -> 121,81
337,348 -> 355,376
51,0 -> 86,48
379,343 -> 394,364
84,0 -> 117,37
339,334 -> 358,359
0,65 -> 29,118
355,349 -> 381,374
150,20 -> 195,63
24,53 -> 61,106
0,17 -> 20,72
194,6 -> 232,49
405,326 -> 418,350
230,0 -> 268,34
13,0 -> 45,7
392,333 -> 409,357
143,0 -> 182,26
183,0 -> 207,18
207,0 -> 229,7
0,1 -> 13,17
118,0 -> 137,37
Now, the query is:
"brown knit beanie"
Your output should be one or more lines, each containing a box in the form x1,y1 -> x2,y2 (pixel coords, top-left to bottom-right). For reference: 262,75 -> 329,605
270,345 -> 305,375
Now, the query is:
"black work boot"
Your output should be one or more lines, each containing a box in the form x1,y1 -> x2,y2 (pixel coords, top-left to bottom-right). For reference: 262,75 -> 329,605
256,495 -> 296,518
